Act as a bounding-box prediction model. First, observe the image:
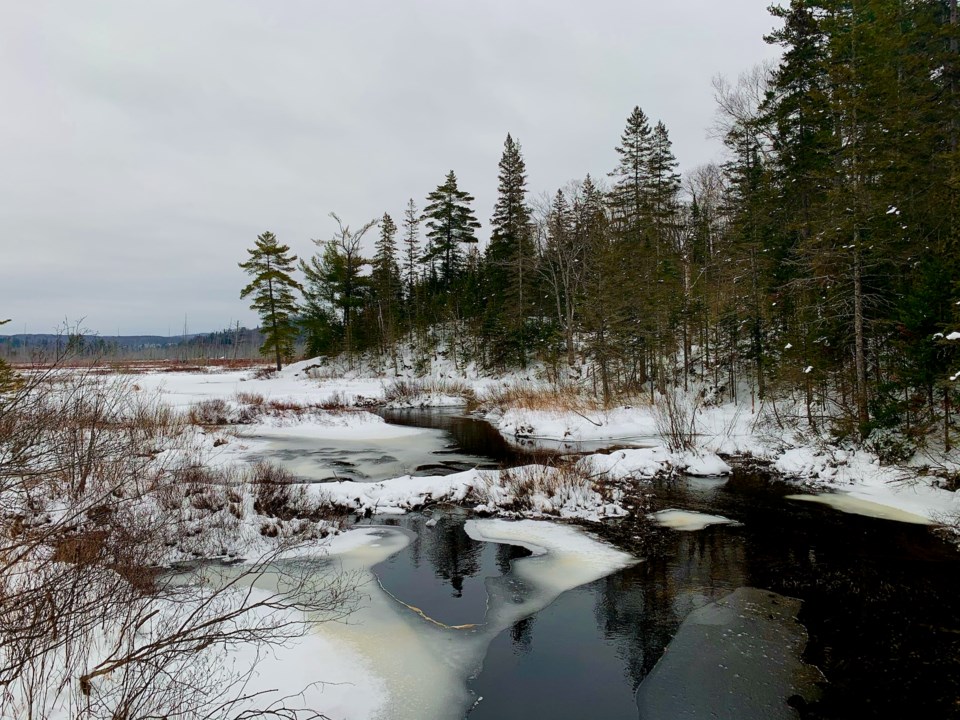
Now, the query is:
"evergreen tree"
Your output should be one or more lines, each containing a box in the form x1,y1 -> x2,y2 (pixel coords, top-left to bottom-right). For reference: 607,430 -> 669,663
0,318 -> 15,393
300,214 -> 375,355
485,134 -> 535,366
648,121 -> 682,254
608,105 -> 654,243
422,171 -> 481,288
370,213 -> 402,359
401,199 -> 421,298
371,212 -> 401,303
239,232 -> 301,371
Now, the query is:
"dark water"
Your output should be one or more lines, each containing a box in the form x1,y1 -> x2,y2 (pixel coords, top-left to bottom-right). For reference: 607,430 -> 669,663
374,410 -> 960,720
371,509 -> 531,627
377,408 -> 550,466
378,407 -> 649,463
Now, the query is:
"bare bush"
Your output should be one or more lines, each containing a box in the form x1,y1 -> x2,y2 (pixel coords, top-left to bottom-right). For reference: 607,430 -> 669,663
0,364 -> 359,718
653,388 -> 701,453
189,398 -> 234,426
235,391 -> 266,407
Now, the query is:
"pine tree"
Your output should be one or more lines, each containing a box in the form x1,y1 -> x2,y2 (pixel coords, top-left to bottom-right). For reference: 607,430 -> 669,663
422,171 -> 481,288
608,106 -> 654,244
485,134 -> 535,366
401,199 -> 421,298
239,232 -> 301,371
370,213 -> 402,361
300,213 -> 375,355
371,213 -> 401,303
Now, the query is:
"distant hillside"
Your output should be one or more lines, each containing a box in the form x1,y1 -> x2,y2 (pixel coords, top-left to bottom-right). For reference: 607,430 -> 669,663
0,334 -> 195,350
0,328 -> 265,361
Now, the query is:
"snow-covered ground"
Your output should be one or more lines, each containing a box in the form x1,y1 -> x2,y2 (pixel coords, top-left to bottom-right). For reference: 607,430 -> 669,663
17,360 -> 960,719
128,359 -> 960,532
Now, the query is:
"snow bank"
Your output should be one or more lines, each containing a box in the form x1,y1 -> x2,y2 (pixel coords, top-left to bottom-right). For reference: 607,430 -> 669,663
309,465 -> 629,522
130,368 -> 385,410
496,406 -> 657,442
250,411 -> 424,440
579,447 -> 731,479
775,445 -> 960,524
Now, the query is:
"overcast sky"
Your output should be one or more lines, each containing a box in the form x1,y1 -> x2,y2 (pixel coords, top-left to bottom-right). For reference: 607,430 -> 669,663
1,1 -> 782,337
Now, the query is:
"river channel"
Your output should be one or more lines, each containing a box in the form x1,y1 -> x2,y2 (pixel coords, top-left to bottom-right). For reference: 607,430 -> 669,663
260,408 -> 960,719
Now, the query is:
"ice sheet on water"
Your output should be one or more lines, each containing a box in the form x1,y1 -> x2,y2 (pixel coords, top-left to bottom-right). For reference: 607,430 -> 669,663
231,519 -> 637,720
635,587 -> 821,720
785,493 -> 933,525
649,509 -> 736,531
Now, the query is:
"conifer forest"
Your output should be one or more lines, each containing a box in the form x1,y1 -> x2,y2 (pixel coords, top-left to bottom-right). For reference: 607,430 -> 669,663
242,1 -> 960,453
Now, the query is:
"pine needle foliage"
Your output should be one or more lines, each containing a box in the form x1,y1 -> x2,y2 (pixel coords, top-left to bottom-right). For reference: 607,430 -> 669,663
239,231 -> 301,371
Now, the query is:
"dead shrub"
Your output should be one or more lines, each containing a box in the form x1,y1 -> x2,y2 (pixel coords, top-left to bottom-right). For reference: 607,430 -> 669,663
251,462 -> 311,520
493,461 -> 596,513
265,399 -> 308,414
235,391 -> 265,407
188,398 -> 231,426
51,531 -> 109,566
188,486 -> 225,513
320,391 -> 350,410
653,389 -> 700,453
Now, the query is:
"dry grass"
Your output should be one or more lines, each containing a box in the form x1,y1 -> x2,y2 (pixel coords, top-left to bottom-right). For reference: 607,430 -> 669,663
483,460 -> 611,514
188,398 -> 232,426
235,391 -> 265,406
475,382 -> 606,413
383,378 -> 476,405
188,392 -> 357,427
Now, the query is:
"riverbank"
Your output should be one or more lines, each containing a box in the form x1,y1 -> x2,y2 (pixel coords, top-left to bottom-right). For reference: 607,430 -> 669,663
126,358 -> 960,531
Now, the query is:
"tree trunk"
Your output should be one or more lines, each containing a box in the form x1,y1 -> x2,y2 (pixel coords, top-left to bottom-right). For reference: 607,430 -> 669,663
853,231 -> 869,430
267,275 -> 281,372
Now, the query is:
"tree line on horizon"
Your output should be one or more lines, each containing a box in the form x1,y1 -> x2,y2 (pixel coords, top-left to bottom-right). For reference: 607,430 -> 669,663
241,0 -> 960,452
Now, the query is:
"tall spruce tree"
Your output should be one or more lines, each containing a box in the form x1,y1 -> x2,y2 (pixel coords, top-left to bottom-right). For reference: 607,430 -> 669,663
371,213 -> 401,304
648,121 -> 682,254
485,134 -> 535,366
239,232 -> 301,371
370,213 -> 402,359
422,171 -> 481,288
401,199 -> 421,298
608,106 -> 654,245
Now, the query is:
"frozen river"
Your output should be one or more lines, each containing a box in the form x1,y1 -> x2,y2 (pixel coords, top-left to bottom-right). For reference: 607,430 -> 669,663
242,409 -> 960,719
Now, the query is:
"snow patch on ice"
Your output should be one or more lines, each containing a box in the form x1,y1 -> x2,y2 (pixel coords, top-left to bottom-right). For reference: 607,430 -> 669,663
650,509 -> 736,531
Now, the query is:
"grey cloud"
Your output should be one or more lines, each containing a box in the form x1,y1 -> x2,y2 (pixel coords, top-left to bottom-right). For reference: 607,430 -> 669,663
1,0 -> 780,335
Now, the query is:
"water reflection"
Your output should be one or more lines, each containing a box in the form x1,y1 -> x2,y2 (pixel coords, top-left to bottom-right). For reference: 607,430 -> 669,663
371,513 -> 531,627
377,408 -> 552,466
